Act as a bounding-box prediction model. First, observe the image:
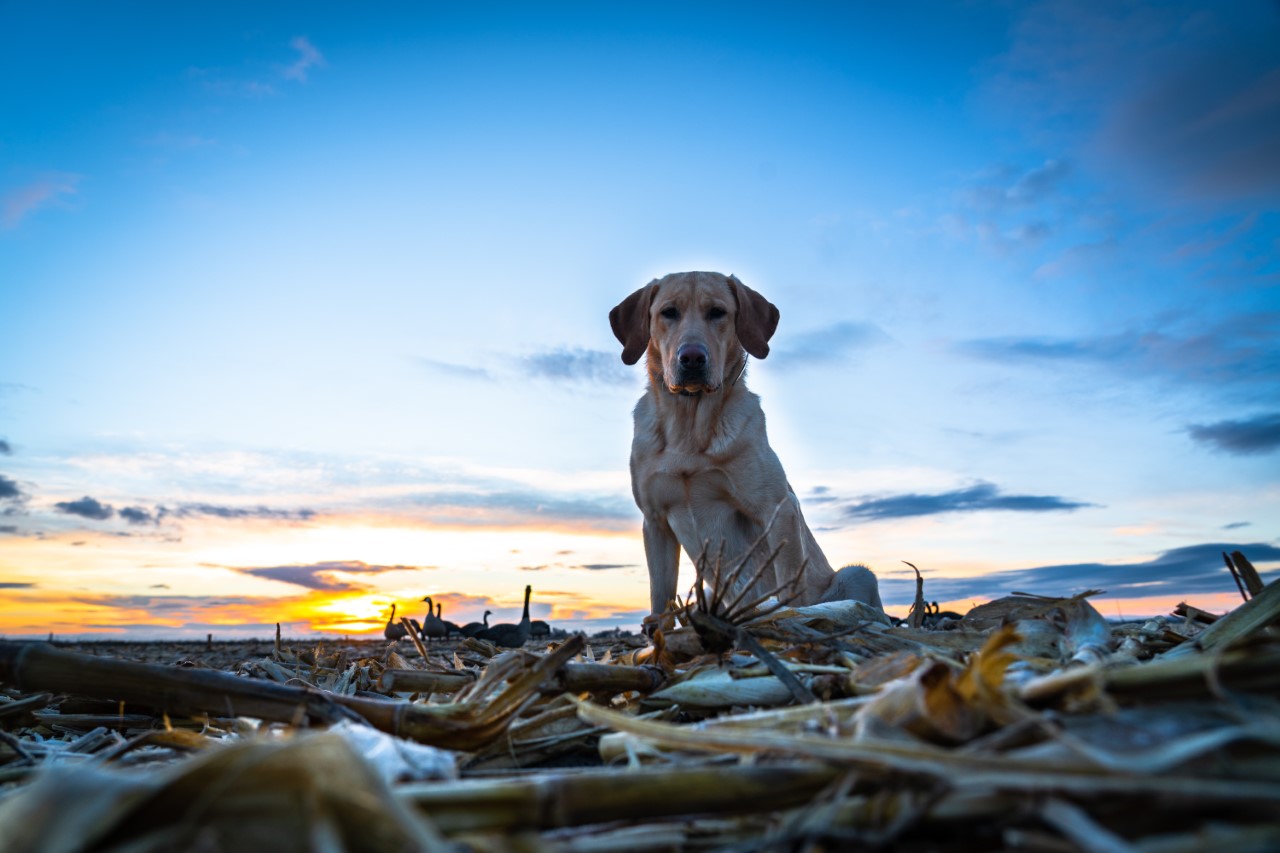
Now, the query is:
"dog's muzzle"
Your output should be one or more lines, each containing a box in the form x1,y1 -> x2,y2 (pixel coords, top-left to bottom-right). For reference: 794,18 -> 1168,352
668,343 -> 718,395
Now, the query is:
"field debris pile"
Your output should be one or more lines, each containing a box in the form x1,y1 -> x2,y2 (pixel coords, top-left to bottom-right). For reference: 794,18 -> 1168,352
1,556 -> 1279,851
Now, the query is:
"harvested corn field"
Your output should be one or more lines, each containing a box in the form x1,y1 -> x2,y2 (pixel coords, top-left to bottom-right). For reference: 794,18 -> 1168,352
2,565 -> 1279,852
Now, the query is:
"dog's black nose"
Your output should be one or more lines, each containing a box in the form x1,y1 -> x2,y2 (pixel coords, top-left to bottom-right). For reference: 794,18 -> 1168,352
677,343 -> 708,368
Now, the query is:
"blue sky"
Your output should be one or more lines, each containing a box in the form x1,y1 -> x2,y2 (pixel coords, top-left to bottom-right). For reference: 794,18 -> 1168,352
1,1 -> 1278,638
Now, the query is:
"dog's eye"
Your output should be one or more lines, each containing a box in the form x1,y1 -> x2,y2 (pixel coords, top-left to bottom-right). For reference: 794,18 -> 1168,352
707,307 -> 727,321
660,306 -> 679,320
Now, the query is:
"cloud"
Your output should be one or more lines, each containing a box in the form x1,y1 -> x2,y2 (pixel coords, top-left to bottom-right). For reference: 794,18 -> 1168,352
2,173 -> 81,229
407,489 -> 636,530
0,474 -> 24,501
417,357 -> 494,381
993,3 -> 1280,202
71,593 -> 265,612
964,160 -> 1072,211
172,502 -> 315,521
141,132 -> 218,150
877,542 -> 1280,604
573,563 -> 635,571
188,66 -> 277,98
0,582 -> 35,588
772,321 -> 891,366
1188,412 -> 1280,456
960,313 -> 1280,389
53,496 -> 114,521
521,347 -> 632,384
233,560 -> 431,592
843,481 -> 1093,522
0,525 -> 20,535
282,36 -> 325,82
119,506 -> 160,525
0,439 -> 11,455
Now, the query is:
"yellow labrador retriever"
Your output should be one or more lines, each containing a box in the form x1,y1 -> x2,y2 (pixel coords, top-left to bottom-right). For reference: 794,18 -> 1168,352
611,271 -> 882,620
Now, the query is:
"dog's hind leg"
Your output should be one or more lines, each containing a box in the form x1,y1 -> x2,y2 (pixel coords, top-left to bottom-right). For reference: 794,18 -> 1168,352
821,564 -> 883,609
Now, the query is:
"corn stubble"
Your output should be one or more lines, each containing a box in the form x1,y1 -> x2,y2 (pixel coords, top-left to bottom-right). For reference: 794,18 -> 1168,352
1,561 -> 1279,851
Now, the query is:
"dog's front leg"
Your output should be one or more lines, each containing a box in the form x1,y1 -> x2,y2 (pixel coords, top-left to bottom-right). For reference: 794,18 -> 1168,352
643,515 -> 681,620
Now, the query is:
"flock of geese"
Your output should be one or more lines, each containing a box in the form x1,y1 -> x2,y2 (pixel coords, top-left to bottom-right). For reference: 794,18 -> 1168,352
383,585 -> 550,648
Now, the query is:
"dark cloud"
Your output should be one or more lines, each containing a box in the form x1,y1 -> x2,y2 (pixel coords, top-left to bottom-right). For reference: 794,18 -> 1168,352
772,321 -> 891,366
960,314 -> 1280,389
1102,26 -> 1280,199
1223,522 -> 1251,530
233,560 -> 430,592
877,542 -> 1280,605
0,525 -> 20,535
0,474 -> 23,501
1188,413 -> 1280,456
0,439 -> 11,455
573,563 -> 634,571
54,496 -> 114,521
119,506 -> 160,525
843,481 -> 1092,522
522,347 -> 632,384
995,3 -> 1280,202
0,581 -> 35,588
172,503 -> 314,521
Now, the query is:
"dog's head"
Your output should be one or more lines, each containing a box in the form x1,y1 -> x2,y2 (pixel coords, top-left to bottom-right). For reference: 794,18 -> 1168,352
610,271 -> 779,395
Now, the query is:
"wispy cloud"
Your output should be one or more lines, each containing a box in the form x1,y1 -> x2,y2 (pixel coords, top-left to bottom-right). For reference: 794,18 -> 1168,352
963,160 -> 1072,211
2,173 -> 81,229
877,542 -> 1280,604
417,357 -> 495,381
1188,412 -> 1280,456
49,495 -> 313,526
72,593 -> 265,612
521,347 -> 632,384
842,481 -> 1093,522
772,321 -> 891,367
140,132 -> 218,149
405,489 -> 636,531
189,36 -> 326,99
0,439 -> 11,455
282,36 -> 325,82
960,313 -> 1280,390
171,502 -> 315,521
0,582 -> 35,589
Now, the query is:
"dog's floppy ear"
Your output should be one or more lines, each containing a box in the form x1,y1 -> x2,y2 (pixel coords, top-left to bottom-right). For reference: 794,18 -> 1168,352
727,274 -> 780,359
610,282 -> 657,365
